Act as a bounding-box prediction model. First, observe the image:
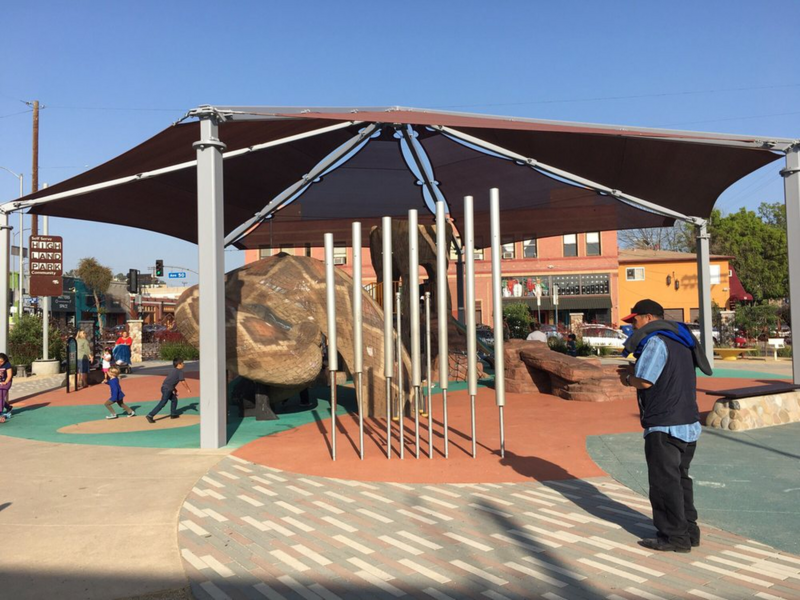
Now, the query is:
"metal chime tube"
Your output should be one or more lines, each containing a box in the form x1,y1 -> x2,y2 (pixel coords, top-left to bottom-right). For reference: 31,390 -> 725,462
464,195 -> 478,458
435,201 -> 450,457
489,189 -> 506,458
409,209 -> 421,458
353,222 -> 364,460
324,233 -> 339,461
425,291 -> 433,459
382,217 -> 393,458
396,291 -> 405,459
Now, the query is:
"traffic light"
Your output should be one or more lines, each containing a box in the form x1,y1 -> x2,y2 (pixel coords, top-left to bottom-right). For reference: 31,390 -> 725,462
127,269 -> 139,294
155,259 -> 164,277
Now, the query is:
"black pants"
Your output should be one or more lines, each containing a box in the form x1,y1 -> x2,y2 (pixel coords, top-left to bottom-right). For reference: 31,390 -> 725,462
148,387 -> 177,418
644,431 -> 699,549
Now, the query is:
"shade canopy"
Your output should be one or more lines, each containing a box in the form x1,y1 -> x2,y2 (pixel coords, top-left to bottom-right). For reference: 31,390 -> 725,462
15,106 -> 786,248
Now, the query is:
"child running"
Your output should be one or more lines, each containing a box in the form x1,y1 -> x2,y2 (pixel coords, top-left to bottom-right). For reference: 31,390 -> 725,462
103,366 -> 135,419
146,358 -> 192,423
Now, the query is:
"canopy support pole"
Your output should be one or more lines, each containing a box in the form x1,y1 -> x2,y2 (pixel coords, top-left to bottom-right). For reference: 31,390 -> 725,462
0,211 -> 9,353
193,113 -> 228,449
695,222 -> 715,368
783,144 -> 800,384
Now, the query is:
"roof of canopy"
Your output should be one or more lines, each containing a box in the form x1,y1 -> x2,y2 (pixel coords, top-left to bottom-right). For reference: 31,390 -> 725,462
12,105 -> 788,248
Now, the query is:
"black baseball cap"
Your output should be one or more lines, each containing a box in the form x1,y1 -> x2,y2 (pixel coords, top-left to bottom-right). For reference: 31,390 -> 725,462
621,299 -> 664,323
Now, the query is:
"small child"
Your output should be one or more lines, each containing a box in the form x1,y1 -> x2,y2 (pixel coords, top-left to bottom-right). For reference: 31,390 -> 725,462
103,366 -> 135,419
102,347 -> 113,381
567,333 -> 578,357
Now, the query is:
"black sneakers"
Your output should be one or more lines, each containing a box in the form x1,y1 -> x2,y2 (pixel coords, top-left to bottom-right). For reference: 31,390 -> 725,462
146,415 -> 155,424
170,414 -> 180,419
638,538 -> 691,553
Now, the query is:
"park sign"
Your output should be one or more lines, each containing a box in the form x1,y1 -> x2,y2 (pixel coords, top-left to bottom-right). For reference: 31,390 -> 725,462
29,235 -> 63,297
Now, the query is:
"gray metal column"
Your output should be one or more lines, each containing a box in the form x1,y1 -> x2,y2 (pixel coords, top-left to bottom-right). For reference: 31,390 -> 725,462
695,222 -> 715,368
435,201 -> 450,457
324,233 -> 338,460
456,239 -> 465,323
409,209 -> 421,458
782,144 -> 800,383
489,189 -> 506,458
464,195 -> 478,458
0,211 -> 9,352
424,291 -> 433,459
193,114 -> 227,449
396,291 -> 405,459
382,216 -> 393,458
352,222 -> 364,459
43,215 -> 49,360
18,210 -> 23,323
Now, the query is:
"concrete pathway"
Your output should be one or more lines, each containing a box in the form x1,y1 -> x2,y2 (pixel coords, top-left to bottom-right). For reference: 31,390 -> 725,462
0,435 -> 228,600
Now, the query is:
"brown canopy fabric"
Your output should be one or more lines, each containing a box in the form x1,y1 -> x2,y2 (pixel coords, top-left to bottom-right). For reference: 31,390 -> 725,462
21,106 -> 782,248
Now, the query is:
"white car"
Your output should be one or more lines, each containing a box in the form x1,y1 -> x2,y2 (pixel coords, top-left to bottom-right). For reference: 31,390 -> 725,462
579,326 -> 628,348
687,323 -> 720,344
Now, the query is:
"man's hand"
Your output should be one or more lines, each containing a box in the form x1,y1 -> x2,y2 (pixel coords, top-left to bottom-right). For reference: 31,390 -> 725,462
617,364 -> 634,386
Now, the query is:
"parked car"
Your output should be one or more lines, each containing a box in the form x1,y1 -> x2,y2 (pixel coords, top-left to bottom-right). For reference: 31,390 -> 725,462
539,324 -> 563,340
578,325 -> 628,348
686,323 -> 720,345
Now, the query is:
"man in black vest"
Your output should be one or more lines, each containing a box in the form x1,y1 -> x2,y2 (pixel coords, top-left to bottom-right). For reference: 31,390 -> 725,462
618,299 -> 712,553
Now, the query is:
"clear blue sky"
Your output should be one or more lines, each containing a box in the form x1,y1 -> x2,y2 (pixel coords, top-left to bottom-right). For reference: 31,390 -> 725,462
2,1 -> 798,287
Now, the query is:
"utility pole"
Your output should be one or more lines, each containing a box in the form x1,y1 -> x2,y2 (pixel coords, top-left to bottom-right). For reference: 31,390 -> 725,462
26,100 -> 40,236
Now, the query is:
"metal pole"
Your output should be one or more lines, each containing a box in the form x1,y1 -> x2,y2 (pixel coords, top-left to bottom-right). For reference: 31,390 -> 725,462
396,290 -> 405,459
435,201 -> 450,458
409,209 -> 421,458
352,222 -> 364,460
696,222 -> 715,369
783,145 -> 800,384
490,189 -> 506,458
0,211 -> 9,353
43,215 -> 49,360
194,114 -> 227,449
382,217 -> 393,458
324,233 -> 338,461
18,210 -> 23,323
425,291 -> 433,459
464,195 -> 478,458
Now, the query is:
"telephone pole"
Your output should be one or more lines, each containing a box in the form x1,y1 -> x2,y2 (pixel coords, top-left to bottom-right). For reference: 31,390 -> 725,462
27,100 -> 40,236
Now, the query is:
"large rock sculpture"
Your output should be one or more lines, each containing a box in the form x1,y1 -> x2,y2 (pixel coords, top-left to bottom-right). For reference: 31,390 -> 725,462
504,339 -> 635,402
175,253 -> 410,416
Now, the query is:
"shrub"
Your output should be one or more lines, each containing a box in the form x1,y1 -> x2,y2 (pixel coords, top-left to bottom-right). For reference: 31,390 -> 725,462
8,314 -> 65,365
503,303 -> 531,339
548,337 -> 568,354
576,341 -> 596,357
778,345 -> 793,358
159,341 -> 199,361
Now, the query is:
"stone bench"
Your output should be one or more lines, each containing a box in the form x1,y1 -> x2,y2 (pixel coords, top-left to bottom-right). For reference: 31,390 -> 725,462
714,348 -> 755,361
705,383 -> 800,431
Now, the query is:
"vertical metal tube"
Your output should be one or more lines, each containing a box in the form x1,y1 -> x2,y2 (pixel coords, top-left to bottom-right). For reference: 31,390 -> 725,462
425,291 -> 433,459
490,189 -> 506,458
382,217 -> 393,458
18,210 -> 23,324
352,222 -> 364,460
324,233 -> 338,461
783,146 -> 800,384
195,116 -> 227,449
435,201 -> 450,458
396,291 -> 404,459
464,195 -> 478,458
409,209 -> 421,458
43,215 -> 49,360
695,222 -> 715,369
0,211 -> 9,353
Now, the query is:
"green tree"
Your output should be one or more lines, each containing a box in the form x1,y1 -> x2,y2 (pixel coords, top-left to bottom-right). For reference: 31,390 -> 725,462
503,303 -> 531,339
706,205 -> 788,302
8,314 -> 65,365
76,257 -> 113,331
618,223 -> 694,252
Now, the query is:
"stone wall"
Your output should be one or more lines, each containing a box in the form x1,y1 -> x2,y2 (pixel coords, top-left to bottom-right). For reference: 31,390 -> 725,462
504,339 -> 636,402
127,320 -> 143,363
706,391 -> 800,431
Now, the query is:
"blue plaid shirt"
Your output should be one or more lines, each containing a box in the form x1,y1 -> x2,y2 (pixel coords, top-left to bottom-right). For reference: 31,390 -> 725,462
635,336 -> 701,443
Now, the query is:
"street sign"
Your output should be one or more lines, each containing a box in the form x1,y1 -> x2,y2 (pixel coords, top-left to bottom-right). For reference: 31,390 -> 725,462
168,272 -> 186,279
29,235 -> 64,297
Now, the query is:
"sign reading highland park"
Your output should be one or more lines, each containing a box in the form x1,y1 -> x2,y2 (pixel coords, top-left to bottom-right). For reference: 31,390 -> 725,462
29,235 -> 64,297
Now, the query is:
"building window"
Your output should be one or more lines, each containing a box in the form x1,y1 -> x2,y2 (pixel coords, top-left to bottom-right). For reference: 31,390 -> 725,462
258,246 -> 271,259
502,243 -> 515,259
552,274 -> 580,296
664,308 -> 684,321
333,244 -> 347,265
304,243 -> 312,257
523,239 -> 537,258
475,300 -> 483,325
563,234 -> 577,257
710,264 -> 721,285
278,245 -> 294,256
581,273 -> 609,295
586,232 -> 601,256
626,267 -> 645,281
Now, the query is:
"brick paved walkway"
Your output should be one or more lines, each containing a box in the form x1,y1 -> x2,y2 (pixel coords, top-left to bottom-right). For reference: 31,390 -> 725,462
179,456 -> 800,600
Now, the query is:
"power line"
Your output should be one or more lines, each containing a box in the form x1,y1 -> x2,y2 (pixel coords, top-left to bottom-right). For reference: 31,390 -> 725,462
45,105 -> 185,112
434,83 -> 800,110
664,110 -> 800,128
0,109 -> 33,119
